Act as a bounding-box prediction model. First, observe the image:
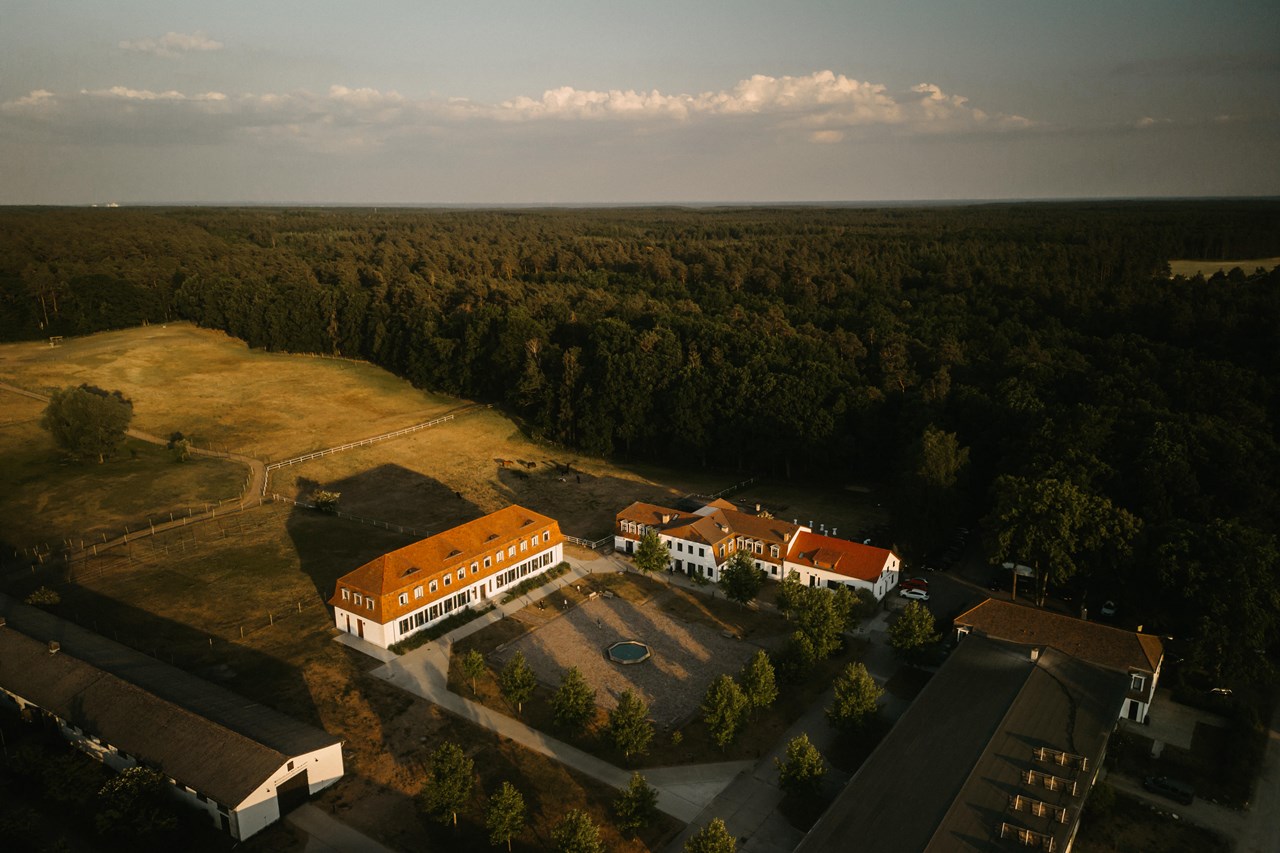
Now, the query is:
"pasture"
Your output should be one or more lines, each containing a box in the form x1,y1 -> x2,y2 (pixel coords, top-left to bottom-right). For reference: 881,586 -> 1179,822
1168,257 -> 1280,278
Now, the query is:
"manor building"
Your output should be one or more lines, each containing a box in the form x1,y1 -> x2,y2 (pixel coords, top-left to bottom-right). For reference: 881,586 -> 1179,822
614,499 -> 900,600
330,505 -> 563,649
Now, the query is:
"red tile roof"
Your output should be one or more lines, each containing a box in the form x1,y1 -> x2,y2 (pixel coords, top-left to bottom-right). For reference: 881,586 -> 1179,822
329,505 -> 562,623
953,599 -> 1164,674
787,531 -> 896,582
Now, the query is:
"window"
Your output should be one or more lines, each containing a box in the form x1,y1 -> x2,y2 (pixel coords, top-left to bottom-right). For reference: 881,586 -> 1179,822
485,556 -> 493,567
341,589 -> 350,601
543,531 -> 550,541
443,575 -> 451,587
520,540 -> 527,552
530,536 -> 538,548
771,545 -> 780,558
471,562 -> 479,573
365,599 -> 374,611
398,593 -> 409,605
353,593 -> 362,605
677,542 -> 684,552
457,568 -> 466,580
414,586 -> 423,598
287,760 -> 295,772
699,547 -> 705,557
496,551 -> 504,562
508,546 -> 516,557
1131,674 -> 1146,691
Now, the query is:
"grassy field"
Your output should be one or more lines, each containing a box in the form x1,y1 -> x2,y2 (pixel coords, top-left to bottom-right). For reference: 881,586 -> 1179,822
1075,790 -> 1230,853
0,323 -> 460,460
1168,257 -> 1280,278
0,392 -> 246,556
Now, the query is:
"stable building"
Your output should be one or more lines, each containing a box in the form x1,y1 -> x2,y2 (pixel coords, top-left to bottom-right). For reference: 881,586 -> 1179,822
953,598 -> 1165,723
0,597 -> 344,842
330,504 -> 564,649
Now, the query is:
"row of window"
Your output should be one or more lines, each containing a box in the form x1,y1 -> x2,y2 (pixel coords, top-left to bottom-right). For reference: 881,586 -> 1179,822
398,588 -> 472,635
339,589 -> 377,611
493,551 -> 554,590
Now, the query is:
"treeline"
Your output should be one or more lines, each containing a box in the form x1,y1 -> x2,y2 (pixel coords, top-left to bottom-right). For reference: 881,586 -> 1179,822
2,202 -> 1279,687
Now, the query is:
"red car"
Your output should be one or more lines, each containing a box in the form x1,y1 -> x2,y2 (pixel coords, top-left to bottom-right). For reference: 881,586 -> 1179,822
900,577 -> 929,591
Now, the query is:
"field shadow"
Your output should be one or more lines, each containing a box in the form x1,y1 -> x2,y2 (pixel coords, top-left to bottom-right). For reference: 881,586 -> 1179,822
494,465 -> 677,539
287,464 -> 484,604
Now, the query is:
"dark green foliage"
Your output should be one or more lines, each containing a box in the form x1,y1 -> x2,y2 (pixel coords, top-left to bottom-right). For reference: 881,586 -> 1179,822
607,689 -> 653,760
23,586 -> 60,606
552,666 -> 597,733
684,817 -> 737,853
889,601 -> 941,663
827,662 -> 883,731
613,772 -> 659,839
701,674 -> 749,749
633,529 -> 669,574
775,733 -> 826,797
551,808 -> 605,853
739,649 -> 778,715
499,651 -> 537,716
485,781 -> 526,851
420,741 -> 474,827
95,767 -> 179,847
718,550 -> 766,604
40,384 -> 133,463
461,649 -> 486,695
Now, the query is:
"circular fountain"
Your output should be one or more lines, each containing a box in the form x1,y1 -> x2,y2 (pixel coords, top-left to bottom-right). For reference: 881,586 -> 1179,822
606,640 -> 653,665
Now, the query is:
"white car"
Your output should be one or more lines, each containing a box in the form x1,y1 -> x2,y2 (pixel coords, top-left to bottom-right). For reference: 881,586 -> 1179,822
899,588 -> 930,601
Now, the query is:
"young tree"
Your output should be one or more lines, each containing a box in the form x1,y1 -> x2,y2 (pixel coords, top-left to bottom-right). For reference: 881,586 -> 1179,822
608,690 -> 653,760
420,741 -> 474,827
40,384 -> 133,463
827,662 -> 883,731
552,665 -> 597,734
552,808 -> 605,853
889,601 -> 940,663
778,630 -> 819,682
613,772 -> 658,839
485,781 -> 526,851
95,766 -> 178,844
776,569 -> 803,614
633,529 -> 670,574
718,550 -> 766,604
701,674 -> 749,749
461,648 -> 487,695
739,649 -> 778,716
684,817 -> 737,853
310,489 -> 341,511
775,733 -> 826,797
789,585 -> 855,660
499,651 -> 537,716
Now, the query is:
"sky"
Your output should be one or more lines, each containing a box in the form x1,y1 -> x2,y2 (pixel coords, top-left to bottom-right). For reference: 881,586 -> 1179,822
1,0 -> 1277,205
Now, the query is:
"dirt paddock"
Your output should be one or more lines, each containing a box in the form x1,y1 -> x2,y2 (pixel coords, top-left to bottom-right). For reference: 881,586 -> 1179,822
490,583 -> 779,727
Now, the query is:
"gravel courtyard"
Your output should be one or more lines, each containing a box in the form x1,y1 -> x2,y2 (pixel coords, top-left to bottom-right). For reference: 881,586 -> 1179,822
491,588 -> 780,727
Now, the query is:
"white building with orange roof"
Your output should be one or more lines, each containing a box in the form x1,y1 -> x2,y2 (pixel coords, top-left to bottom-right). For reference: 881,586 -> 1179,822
614,499 -> 900,599
329,505 -> 563,649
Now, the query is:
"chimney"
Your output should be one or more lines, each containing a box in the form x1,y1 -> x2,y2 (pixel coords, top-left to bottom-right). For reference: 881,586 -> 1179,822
754,503 -> 761,513
1030,648 -> 1040,662
832,527 -> 838,537
48,640 -> 61,655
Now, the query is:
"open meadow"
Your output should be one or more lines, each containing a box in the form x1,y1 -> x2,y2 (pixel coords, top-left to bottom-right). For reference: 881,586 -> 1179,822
1168,257 -> 1280,278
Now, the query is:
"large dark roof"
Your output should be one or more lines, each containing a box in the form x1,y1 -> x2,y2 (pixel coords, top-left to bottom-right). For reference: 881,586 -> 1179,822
797,635 -> 1130,853
0,594 -> 340,805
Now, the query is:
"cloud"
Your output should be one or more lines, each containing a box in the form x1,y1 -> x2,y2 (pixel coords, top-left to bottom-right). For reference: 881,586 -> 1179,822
0,71 -> 1036,150
118,31 -> 223,59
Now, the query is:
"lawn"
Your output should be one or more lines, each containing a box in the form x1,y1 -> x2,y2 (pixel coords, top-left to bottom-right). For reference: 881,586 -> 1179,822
0,400 -> 246,556
1167,257 -> 1280,278
1074,789 -> 1230,853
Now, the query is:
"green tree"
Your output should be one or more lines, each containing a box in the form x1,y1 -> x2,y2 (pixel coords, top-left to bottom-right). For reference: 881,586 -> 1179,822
40,384 -> 133,463
485,781 -> 526,851
461,648 -> 486,695
608,689 -> 654,760
889,601 -> 940,663
739,649 -> 778,716
986,475 -> 1140,606
552,808 -> 605,853
718,550 -> 766,604
499,651 -> 537,716
778,630 -> 819,682
684,817 -> 737,853
420,741 -> 474,827
776,569 -> 803,614
788,585 -> 856,660
893,425 -> 970,556
310,489 -> 341,511
827,662 -> 883,731
613,772 -> 658,839
633,528 -> 670,574
552,665 -> 597,733
775,733 -> 826,797
95,766 -> 178,844
701,674 -> 749,749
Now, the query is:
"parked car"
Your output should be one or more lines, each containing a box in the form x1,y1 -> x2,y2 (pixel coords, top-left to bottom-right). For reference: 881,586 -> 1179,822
1143,775 -> 1194,805
901,577 -> 929,588
1100,600 -> 1117,617
899,588 -> 930,601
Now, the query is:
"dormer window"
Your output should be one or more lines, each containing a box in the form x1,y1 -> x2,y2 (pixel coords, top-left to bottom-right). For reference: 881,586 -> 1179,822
1131,674 -> 1146,692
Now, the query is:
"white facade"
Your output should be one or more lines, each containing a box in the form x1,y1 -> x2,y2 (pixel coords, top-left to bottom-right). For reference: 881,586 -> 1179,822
334,541 -> 563,649
784,555 -> 901,601
228,742 -> 346,840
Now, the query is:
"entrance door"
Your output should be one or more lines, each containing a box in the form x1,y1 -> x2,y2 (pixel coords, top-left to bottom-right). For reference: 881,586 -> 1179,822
275,768 -> 310,816
626,541 -> 633,554
356,619 -> 364,639
344,614 -> 350,633
675,559 -> 684,573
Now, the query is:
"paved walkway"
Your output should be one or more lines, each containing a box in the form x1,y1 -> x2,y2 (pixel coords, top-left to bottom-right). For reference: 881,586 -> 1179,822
351,552 -> 751,823
286,803 -> 400,853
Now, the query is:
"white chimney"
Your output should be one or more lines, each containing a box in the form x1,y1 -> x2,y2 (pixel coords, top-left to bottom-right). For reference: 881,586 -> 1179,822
1030,648 -> 1040,662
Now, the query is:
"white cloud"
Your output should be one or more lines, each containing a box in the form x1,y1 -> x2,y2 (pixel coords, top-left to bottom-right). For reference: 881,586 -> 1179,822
118,31 -> 223,59
0,71 -> 1037,150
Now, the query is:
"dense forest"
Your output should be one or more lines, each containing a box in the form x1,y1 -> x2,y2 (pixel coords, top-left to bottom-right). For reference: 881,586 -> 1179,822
2,202 -> 1278,692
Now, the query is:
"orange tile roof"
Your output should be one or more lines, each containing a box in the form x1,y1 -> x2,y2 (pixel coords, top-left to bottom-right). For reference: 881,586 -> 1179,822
329,505 -> 562,624
953,599 -> 1164,674
788,531 -> 896,582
